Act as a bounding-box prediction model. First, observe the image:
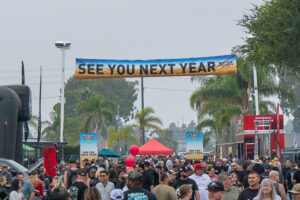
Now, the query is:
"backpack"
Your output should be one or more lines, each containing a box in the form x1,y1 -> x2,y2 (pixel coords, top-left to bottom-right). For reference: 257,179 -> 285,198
68,185 -> 79,200
67,169 -> 78,189
273,182 -> 281,198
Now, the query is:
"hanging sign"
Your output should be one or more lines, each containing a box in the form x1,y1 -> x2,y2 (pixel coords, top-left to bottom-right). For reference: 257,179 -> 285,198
75,54 -> 237,79
186,132 -> 204,160
80,133 -> 98,168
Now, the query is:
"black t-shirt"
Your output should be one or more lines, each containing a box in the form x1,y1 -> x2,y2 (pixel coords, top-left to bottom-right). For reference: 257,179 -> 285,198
293,169 -> 300,183
124,187 -> 157,200
173,178 -> 198,200
238,187 -> 259,200
152,170 -> 159,187
207,161 -> 214,168
214,165 -> 227,175
286,169 -> 297,189
260,171 -> 270,181
71,182 -> 88,200
142,169 -> 154,191
282,167 -> 291,179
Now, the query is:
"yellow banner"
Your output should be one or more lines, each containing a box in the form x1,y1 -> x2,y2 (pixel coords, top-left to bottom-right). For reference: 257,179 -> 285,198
75,54 -> 237,79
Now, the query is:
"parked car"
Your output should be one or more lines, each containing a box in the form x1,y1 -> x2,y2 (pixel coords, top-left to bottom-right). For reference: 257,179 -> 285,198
0,158 -> 29,180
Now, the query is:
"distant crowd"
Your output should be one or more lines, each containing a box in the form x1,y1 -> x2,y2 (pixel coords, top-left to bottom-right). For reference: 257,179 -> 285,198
1,154 -> 300,200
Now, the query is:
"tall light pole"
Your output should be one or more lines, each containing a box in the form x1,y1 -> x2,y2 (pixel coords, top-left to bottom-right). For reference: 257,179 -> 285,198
55,41 -> 71,147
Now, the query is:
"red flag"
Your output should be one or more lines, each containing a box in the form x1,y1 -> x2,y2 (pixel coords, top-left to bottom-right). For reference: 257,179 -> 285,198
276,104 -> 282,163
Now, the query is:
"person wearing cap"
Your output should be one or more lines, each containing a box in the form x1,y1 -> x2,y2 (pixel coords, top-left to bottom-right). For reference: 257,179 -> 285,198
206,181 -> 225,200
214,159 -> 226,175
167,170 -> 177,186
252,156 -> 264,175
173,167 -> 200,200
152,172 -> 177,200
69,168 -> 88,200
285,162 -> 297,200
238,171 -> 260,200
218,172 -> 239,200
260,164 -> 271,180
110,189 -> 123,200
39,167 -> 52,198
289,183 -> 300,200
124,170 -> 157,200
189,163 -> 211,200
0,164 -> 12,185
96,170 -> 115,200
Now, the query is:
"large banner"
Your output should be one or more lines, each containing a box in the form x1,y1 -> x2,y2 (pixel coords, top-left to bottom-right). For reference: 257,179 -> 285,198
243,115 -> 284,134
186,132 -> 204,160
80,133 -> 98,167
75,54 -> 237,79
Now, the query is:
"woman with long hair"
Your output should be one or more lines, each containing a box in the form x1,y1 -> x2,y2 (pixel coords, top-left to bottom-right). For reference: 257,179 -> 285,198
28,171 -> 43,198
176,184 -> 192,200
253,179 -> 281,200
84,187 -> 101,200
50,176 -> 67,199
9,179 -> 24,200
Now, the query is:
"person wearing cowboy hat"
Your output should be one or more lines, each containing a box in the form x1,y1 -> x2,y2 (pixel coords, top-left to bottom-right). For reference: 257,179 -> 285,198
252,156 -> 264,175
289,183 -> 300,200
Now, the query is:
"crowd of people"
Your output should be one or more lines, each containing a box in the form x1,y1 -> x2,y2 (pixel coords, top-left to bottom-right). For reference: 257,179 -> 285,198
1,154 -> 300,200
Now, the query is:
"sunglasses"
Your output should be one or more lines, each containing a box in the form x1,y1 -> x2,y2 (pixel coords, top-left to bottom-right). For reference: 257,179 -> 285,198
100,175 -> 107,177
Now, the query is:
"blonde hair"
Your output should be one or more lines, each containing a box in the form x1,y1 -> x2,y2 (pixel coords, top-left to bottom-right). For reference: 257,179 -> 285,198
256,179 -> 277,200
29,174 -> 40,188
95,167 -> 105,179
52,176 -> 65,191
0,177 -> 7,186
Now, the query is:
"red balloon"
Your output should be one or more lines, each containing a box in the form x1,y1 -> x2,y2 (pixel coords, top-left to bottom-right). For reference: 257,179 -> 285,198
129,145 -> 139,156
126,167 -> 134,173
125,157 -> 135,167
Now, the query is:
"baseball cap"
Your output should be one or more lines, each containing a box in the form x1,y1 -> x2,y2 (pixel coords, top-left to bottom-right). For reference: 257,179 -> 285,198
178,167 -> 188,172
155,165 -> 162,170
110,189 -> 123,200
78,168 -> 87,176
39,167 -> 46,172
194,164 -> 205,170
127,170 -> 142,179
1,164 -> 8,169
206,181 -> 225,191
168,170 -> 177,175
289,184 -> 300,194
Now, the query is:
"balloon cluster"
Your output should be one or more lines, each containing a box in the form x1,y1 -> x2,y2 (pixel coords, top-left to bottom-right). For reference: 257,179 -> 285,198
125,145 -> 139,170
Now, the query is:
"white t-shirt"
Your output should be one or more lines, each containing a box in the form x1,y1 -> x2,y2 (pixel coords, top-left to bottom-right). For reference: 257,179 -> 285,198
189,173 -> 211,200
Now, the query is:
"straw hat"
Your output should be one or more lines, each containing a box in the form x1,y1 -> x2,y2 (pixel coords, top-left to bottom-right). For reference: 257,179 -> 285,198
252,156 -> 262,164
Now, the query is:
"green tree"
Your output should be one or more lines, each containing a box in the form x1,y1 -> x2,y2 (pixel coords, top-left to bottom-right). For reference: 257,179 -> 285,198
44,104 -> 60,141
237,0 -> 298,119
28,115 -> 51,139
238,0 -> 300,77
77,94 -> 115,148
65,77 -> 138,122
135,107 -> 165,145
107,125 -> 138,153
190,56 -> 287,144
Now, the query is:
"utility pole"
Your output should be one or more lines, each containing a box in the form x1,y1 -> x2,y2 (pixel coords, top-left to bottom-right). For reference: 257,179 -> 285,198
253,64 -> 259,115
141,77 -> 145,144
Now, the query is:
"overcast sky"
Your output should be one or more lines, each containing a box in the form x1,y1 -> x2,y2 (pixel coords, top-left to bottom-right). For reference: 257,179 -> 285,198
0,0 -> 264,128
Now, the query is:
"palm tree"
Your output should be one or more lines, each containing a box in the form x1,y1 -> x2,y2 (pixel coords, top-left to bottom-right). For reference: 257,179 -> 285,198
28,115 -> 51,140
77,94 -> 115,148
107,125 -> 138,153
190,56 -> 291,147
43,103 -> 60,141
135,107 -> 165,145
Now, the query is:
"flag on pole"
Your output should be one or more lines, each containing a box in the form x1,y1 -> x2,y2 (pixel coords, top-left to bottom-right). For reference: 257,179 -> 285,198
276,103 -> 282,163
37,66 -> 42,142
